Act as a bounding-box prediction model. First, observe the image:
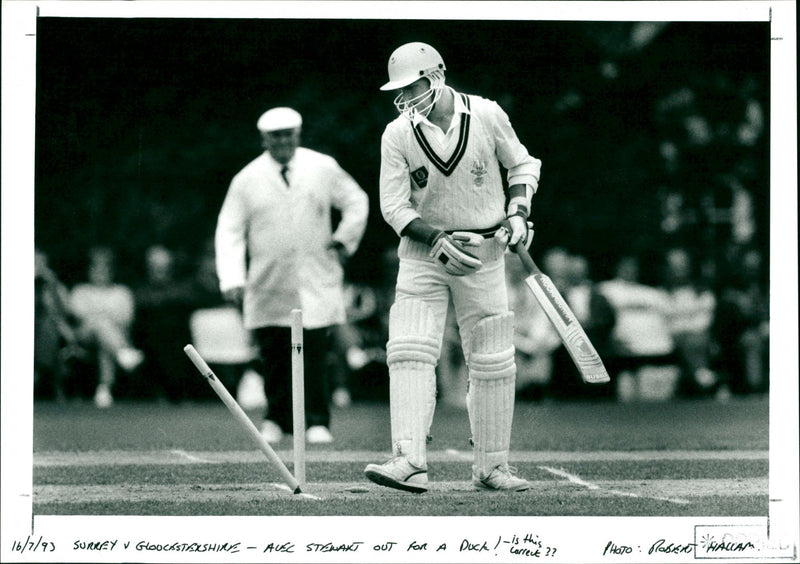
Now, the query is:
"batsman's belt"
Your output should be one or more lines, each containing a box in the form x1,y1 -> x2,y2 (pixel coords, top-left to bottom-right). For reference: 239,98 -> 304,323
444,226 -> 500,239
398,227 -> 505,264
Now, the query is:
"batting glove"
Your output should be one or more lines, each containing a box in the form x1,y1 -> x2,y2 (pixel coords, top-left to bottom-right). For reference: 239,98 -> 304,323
450,231 -> 483,248
430,232 -> 483,276
495,219 -> 534,253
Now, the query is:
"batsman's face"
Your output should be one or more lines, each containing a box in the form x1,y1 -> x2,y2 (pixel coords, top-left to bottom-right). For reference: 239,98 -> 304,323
262,128 -> 300,164
398,78 -> 434,115
400,78 -> 429,99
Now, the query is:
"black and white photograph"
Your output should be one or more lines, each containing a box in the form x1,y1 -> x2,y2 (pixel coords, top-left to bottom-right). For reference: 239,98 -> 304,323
1,1 -> 797,562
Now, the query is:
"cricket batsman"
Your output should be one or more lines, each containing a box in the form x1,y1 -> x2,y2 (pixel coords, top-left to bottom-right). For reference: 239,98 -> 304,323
364,42 -> 542,493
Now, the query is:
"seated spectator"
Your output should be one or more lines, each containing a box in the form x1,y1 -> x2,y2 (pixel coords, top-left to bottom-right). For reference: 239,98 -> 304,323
598,255 -> 676,401
132,245 -> 198,402
661,247 -> 718,396
34,248 -> 82,401
186,240 -> 261,406
70,246 -> 143,408
330,281 -> 382,408
342,247 -> 397,402
714,247 -> 768,395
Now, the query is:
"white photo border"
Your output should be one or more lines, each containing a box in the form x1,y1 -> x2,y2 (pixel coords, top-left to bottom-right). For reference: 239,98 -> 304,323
2,2 -> 796,563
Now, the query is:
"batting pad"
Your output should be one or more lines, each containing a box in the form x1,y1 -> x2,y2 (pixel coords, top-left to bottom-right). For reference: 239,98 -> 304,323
386,300 -> 440,468
467,312 -> 517,478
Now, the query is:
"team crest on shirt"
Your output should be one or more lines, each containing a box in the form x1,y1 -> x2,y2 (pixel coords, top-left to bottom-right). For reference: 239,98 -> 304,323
411,166 -> 429,189
471,160 -> 488,186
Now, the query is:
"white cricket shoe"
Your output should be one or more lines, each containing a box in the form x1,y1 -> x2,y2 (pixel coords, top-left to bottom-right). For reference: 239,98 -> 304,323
94,384 -> 114,409
116,347 -> 144,372
364,456 -> 428,493
306,425 -> 334,444
346,347 -> 369,370
473,464 -> 530,492
260,420 -> 284,443
695,367 -> 717,389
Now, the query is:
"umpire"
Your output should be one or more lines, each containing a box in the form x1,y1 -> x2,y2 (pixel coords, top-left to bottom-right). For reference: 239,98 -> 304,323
215,107 -> 369,443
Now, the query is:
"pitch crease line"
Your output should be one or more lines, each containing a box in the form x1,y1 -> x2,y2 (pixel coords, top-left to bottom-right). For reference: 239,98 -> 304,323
170,449 -> 212,463
539,466 -> 691,505
32,449 -> 769,467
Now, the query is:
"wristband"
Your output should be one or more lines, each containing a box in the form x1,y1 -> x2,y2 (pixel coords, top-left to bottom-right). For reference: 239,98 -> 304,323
507,196 -> 530,219
427,230 -> 447,247
507,205 -> 529,219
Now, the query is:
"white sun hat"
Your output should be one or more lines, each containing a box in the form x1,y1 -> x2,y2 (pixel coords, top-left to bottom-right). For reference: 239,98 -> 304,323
257,107 -> 303,132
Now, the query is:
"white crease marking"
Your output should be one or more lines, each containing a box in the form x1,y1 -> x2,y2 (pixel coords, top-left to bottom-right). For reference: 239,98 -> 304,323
170,449 -> 211,463
33,449 -> 768,467
539,465 -> 691,505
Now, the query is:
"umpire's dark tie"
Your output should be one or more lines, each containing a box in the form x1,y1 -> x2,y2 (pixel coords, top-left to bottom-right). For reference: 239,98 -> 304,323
280,165 -> 290,186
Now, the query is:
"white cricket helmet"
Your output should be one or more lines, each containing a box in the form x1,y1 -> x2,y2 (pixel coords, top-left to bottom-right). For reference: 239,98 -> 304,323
380,42 -> 446,120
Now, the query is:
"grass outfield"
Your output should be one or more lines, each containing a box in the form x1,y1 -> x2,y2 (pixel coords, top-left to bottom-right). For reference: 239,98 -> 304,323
33,396 -> 769,516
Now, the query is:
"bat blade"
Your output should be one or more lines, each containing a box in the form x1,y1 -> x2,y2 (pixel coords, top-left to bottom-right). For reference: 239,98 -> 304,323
525,272 -> 611,384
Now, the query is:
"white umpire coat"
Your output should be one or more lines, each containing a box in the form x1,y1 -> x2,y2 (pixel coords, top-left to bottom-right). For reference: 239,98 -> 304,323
215,147 -> 368,330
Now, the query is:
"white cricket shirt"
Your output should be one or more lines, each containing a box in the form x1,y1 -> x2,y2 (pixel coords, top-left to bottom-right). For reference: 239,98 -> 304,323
380,88 -> 541,249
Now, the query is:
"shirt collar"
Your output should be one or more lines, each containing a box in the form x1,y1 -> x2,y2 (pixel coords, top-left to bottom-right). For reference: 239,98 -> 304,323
412,87 -> 470,128
266,152 -> 294,170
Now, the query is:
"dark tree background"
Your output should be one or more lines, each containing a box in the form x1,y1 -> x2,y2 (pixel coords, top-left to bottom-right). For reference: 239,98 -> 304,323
35,18 -> 769,287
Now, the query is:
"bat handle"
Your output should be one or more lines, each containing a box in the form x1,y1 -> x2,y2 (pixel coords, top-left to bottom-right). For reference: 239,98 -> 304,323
500,219 -> 540,275
514,241 -> 540,275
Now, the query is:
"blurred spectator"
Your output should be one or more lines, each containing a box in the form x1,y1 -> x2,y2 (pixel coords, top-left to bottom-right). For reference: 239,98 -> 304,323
132,245 -> 199,402
714,247 -> 768,395
190,240 -> 228,309
598,255 -> 677,401
542,247 -> 572,293
329,281 -> 383,408
70,246 -> 143,408
186,240 -> 262,408
504,252 -> 560,401
343,247 -> 398,402
661,247 -> 718,396
34,248 -> 82,401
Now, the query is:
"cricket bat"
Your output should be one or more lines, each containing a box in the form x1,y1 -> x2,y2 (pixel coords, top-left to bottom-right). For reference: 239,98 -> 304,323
513,240 -> 611,385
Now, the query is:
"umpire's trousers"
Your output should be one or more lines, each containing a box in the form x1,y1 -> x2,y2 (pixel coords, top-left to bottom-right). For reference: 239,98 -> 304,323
254,326 -> 332,433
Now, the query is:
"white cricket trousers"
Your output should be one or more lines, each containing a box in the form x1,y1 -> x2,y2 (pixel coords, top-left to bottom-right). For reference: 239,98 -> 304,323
394,255 -> 509,362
